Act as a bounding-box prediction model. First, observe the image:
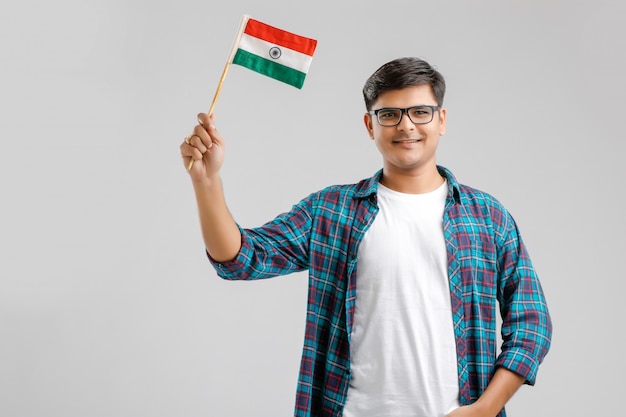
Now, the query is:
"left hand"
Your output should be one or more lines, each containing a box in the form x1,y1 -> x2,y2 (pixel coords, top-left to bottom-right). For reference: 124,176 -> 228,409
446,368 -> 524,417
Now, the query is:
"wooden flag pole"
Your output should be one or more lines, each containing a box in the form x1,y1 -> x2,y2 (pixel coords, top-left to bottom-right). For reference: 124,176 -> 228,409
208,62 -> 230,115
187,15 -> 250,172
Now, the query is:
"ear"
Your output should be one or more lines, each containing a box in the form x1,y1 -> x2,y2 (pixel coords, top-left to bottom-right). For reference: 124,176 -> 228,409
438,107 -> 447,136
364,112 -> 375,139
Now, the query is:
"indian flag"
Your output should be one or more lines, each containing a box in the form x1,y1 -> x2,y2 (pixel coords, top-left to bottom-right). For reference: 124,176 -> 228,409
228,16 -> 317,89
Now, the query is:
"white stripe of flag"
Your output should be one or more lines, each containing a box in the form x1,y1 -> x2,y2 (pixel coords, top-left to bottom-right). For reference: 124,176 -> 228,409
237,33 -> 313,75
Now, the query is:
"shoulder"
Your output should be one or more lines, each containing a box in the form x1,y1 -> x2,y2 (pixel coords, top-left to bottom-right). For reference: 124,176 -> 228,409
440,166 -> 513,230
458,183 -> 507,213
302,171 -> 381,207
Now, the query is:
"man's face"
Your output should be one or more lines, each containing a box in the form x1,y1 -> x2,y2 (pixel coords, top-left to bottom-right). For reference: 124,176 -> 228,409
364,85 -> 446,176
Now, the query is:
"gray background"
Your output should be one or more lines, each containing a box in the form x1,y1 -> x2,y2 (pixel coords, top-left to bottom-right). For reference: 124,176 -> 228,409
1,0 -> 624,416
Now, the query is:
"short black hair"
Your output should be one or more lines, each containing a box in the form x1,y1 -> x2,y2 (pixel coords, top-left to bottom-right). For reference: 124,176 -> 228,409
362,57 -> 446,110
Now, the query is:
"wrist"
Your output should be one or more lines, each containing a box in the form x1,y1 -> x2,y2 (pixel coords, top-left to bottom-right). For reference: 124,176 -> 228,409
471,397 -> 498,417
191,173 -> 221,190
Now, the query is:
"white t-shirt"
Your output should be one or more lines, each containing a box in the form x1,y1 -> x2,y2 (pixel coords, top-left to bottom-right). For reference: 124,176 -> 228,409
343,180 -> 461,417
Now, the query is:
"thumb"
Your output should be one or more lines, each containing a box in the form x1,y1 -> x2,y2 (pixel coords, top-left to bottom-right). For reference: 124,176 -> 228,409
205,114 -> 225,147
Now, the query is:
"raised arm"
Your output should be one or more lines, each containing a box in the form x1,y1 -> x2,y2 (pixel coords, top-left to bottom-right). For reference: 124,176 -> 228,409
180,113 -> 241,262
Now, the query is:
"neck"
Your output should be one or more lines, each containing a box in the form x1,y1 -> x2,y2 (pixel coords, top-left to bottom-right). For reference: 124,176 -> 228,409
380,166 -> 444,194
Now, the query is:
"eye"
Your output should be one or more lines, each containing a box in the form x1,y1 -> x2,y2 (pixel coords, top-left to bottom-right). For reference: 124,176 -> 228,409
378,109 -> 399,120
409,106 -> 433,118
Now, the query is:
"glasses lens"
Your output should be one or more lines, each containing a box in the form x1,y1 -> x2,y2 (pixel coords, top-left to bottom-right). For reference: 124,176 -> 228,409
377,109 -> 402,126
407,106 -> 434,124
375,106 -> 436,126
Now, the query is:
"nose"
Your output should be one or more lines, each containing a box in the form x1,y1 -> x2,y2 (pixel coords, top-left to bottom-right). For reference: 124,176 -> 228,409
397,110 -> 416,131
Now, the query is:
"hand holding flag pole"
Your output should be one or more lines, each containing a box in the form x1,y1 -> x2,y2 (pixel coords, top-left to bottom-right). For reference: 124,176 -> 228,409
186,65 -> 227,171
187,14 -> 317,171
187,15 -> 248,172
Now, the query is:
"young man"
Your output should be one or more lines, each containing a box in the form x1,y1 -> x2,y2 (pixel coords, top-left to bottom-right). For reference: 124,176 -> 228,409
180,57 -> 552,417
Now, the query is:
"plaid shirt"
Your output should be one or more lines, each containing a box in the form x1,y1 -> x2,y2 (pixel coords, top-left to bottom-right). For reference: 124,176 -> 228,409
210,166 -> 552,417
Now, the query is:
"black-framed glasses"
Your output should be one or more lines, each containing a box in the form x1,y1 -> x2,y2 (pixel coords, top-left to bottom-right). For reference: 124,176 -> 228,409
368,105 -> 440,126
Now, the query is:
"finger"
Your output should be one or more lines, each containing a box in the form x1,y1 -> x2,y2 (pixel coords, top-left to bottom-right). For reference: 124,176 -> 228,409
188,133 -> 209,153
197,112 -> 210,128
196,113 -> 224,147
192,126 -> 213,150
204,115 -> 224,147
180,141 -> 204,160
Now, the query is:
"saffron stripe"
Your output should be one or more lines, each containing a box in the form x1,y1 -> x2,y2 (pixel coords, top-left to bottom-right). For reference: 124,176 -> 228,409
232,49 -> 307,89
244,18 -> 317,56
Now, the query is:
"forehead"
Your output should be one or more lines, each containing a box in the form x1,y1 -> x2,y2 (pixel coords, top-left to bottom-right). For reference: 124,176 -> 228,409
373,85 -> 437,108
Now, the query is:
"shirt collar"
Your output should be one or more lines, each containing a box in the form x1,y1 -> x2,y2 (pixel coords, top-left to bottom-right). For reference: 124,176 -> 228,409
437,165 -> 462,204
355,165 -> 461,203
354,169 -> 383,198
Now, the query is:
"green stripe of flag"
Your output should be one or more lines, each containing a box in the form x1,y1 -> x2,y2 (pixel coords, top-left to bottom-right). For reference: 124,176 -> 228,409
232,49 -> 307,89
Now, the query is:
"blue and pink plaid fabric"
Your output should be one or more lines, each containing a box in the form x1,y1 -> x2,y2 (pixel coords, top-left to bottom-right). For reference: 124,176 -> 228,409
209,166 -> 552,417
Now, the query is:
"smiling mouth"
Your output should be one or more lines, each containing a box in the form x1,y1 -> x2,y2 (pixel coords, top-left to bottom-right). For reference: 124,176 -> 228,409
393,138 -> 422,143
